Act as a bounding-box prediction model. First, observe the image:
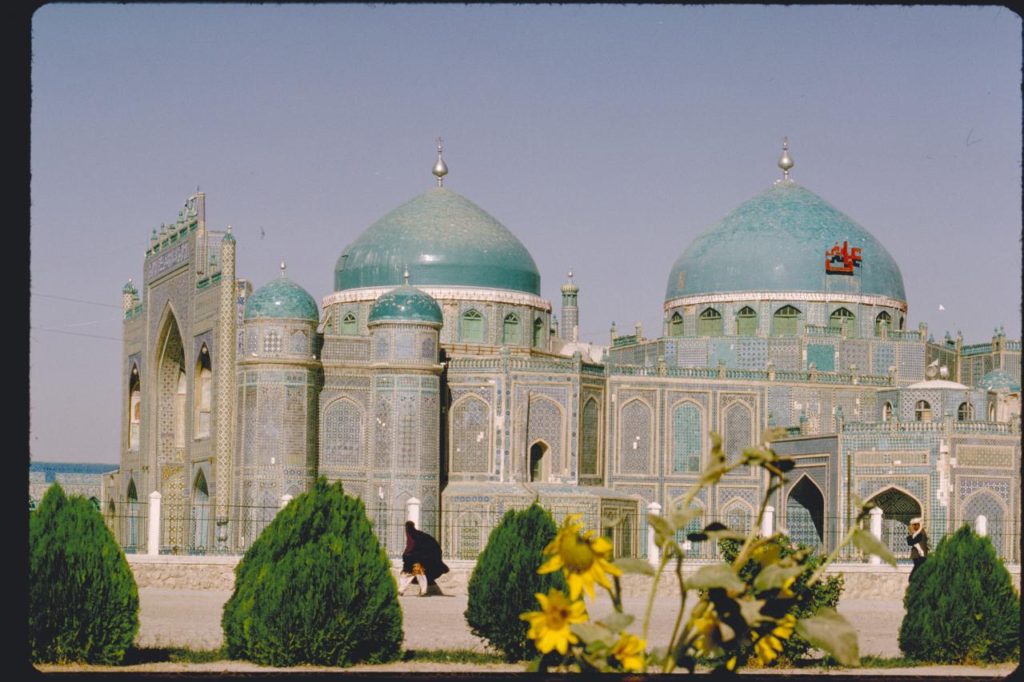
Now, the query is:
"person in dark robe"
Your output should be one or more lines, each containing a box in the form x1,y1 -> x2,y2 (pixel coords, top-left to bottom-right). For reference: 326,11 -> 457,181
401,520 -> 449,595
906,516 -> 929,581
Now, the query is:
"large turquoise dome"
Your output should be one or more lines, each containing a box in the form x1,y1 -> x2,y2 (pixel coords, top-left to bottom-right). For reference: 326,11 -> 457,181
244,277 -> 319,321
368,284 -> 443,326
665,181 -> 906,302
334,187 -> 540,295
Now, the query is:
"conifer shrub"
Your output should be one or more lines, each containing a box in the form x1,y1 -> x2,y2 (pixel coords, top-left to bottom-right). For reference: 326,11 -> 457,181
898,525 -> 1019,663
465,502 -> 566,662
718,536 -> 844,665
221,478 -> 402,667
29,483 -> 140,664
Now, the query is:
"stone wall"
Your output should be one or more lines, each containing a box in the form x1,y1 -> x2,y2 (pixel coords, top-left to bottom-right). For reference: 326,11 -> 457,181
128,555 -> 1021,601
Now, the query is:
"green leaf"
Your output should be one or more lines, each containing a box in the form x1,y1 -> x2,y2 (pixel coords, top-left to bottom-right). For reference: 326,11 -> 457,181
795,609 -> 860,666
738,598 -> 769,627
670,505 -> 703,529
612,557 -> 655,576
525,656 -> 542,673
753,563 -> 806,592
851,528 -> 897,566
648,513 -> 676,543
686,563 -> 747,593
571,622 -> 616,647
598,611 -> 634,633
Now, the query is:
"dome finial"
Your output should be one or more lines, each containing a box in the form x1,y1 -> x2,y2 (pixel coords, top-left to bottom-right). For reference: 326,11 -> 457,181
280,260 -> 287,278
403,266 -> 410,285
778,136 -> 794,181
432,137 -> 448,187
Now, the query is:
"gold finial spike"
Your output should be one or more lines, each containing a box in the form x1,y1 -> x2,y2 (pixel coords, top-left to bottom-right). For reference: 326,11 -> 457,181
778,136 -> 794,181
280,260 -> 287,278
403,267 -> 410,285
432,137 -> 448,186
567,268 -> 574,281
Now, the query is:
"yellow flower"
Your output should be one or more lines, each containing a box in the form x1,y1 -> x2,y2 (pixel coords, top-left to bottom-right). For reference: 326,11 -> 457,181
610,632 -> 646,672
539,514 -> 622,600
779,575 -> 797,598
688,604 -> 722,656
750,613 -> 797,664
519,588 -> 588,655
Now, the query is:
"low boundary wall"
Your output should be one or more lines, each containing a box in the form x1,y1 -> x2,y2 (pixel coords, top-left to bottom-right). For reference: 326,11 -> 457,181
127,555 -> 1020,600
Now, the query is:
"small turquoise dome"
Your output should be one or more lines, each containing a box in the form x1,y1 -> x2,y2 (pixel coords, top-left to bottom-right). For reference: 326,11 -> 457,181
979,369 -> 1020,393
665,181 -> 906,302
335,187 -> 540,295
244,277 -> 319,321
368,285 -> 443,326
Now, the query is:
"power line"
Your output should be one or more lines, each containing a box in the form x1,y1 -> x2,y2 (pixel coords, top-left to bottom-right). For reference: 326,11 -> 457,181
32,292 -> 120,309
31,327 -> 121,341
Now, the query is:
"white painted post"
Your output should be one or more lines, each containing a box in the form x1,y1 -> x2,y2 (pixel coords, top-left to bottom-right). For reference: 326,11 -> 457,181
976,514 -> 988,537
407,497 -> 421,528
647,501 -> 662,568
280,494 -> 293,510
761,505 -> 774,538
147,491 -> 161,556
868,507 -> 883,565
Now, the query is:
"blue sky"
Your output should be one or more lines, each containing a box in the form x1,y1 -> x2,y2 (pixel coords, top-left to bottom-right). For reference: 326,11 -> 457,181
30,4 -> 1021,463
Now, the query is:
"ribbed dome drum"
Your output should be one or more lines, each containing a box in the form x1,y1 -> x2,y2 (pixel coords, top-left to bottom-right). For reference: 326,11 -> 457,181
334,187 -> 540,295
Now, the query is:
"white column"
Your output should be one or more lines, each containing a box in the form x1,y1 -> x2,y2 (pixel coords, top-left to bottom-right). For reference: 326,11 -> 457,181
761,505 -> 774,538
868,507 -> 883,565
280,494 -> 293,510
147,491 -> 162,556
406,497 -> 421,527
976,515 -> 988,537
647,501 -> 662,568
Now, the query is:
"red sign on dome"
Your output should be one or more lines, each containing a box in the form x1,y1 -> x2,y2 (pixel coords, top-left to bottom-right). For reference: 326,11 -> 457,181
825,240 -> 862,275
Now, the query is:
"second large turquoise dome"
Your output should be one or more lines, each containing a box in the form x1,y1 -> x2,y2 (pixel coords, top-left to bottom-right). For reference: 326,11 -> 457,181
334,187 -> 541,295
665,181 -> 906,302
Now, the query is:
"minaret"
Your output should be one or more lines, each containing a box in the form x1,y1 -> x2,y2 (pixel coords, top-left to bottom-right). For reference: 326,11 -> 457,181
122,279 -> 139,318
778,137 -> 794,182
215,225 -> 237,551
433,137 -> 448,187
561,269 -> 579,342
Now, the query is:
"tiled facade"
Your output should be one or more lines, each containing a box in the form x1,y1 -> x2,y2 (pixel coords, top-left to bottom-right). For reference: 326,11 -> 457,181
106,151 -> 1021,564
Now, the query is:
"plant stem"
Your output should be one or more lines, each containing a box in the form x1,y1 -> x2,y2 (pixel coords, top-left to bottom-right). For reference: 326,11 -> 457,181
640,549 -> 671,672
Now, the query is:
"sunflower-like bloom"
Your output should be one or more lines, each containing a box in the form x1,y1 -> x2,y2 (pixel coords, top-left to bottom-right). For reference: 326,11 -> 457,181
610,632 -> 646,672
539,514 -> 622,600
750,613 -> 797,664
520,588 -> 589,655
688,604 -> 723,656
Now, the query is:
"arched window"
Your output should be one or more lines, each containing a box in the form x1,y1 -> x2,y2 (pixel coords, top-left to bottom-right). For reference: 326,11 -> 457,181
723,503 -> 753,534
914,400 -> 932,422
461,309 -> 484,343
698,308 -> 723,337
723,401 -> 753,464
787,476 -> 825,548
882,401 -> 893,422
736,306 -> 757,337
128,365 -> 141,451
194,345 -> 212,439
669,312 -> 684,337
191,470 -> 210,553
533,317 -> 545,348
772,305 -> 801,336
829,307 -> 855,334
126,479 -> 139,552
529,441 -> 549,482
580,398 -> 600,477
988,403 -> 996,421
671,402 -> 702,473
875,311 -> 891,337
322,399 -> 364,469
502,313 -> 520,345
957,402 -> 975,421
620,400 -> 651,474
450,397 -> 490,473
174,370 -> 187,448
341,312 -> 357,335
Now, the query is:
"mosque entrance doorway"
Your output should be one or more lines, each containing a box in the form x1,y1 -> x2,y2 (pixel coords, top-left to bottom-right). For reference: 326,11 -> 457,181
865,487 -> 922,563
786,475 -> 825,549
529,441 -> 549,483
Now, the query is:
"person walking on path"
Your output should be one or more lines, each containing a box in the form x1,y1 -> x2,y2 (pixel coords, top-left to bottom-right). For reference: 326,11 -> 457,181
906,517 -> 929,581
399,520 -> 450,596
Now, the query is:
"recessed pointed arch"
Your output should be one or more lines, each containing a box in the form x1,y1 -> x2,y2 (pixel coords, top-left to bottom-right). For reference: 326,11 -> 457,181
502,312 -> 520,345
736,306 -> 757,337
194,344 -> 212,439
619,398 -> 653,474
321,397 -> 365,470
772,305 -> 801,337
698,307 -> 723,337
865,486 -> 923,560
669,311 -> 684,337
670,400 -> 703,473
128,364 -> 141,451
786,474 -> 825,548
460,309 -> 485,343
875,311 -> 892,336
449,395 -> 490,473
191,469 -> 210,552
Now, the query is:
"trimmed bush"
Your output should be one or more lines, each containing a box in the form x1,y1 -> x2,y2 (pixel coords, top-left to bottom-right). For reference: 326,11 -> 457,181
898,525 -> 1019,663
29,483 -> 140,664
719,536 -> 844,665
465,502 -> 566,661
221,478 -> 402,667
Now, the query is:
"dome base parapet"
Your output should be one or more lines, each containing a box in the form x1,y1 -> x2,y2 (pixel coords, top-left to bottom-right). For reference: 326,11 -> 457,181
324,285 -> 552,312
664,290 -> 907,313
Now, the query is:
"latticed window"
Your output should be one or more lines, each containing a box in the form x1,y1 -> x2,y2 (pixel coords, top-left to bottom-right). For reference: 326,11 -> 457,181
736,307 -> 757,337
671,402 -> 701,473
669,312 -> 684,337
451,397 -> 489,472
723,401 -> 752,463
772,305 -> 801,336
322,399 -> 364,468
191,470 -> 210,552
620,400 -> 651,473
341,312 -> 357,335
128,367 -> 141,451
458,514 -> 481,559
397,394 -> 418,469
290,330 -> 307,354
915,400 -> 932,422
533,317 -> 545,348
875,311 -> 891,336
461,309 -> 484,343
698,308 -> 723,337
527,398 -> 563,479
502,313 -> 520,345
375,395 -> 392,468
882,401 -> 893,422
957,402 -> 975,421
724,505 -> 753,534
420,337 -> 436,360
580,399 -> 599,476
829,307 -> 855,334
263,330 -> 282,353
866,488 -> 921,560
